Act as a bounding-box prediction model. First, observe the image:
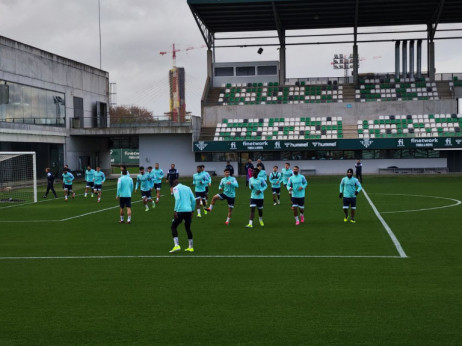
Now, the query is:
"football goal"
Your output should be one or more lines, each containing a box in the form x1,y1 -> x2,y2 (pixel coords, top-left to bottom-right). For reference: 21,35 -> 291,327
0,152 -> 37,204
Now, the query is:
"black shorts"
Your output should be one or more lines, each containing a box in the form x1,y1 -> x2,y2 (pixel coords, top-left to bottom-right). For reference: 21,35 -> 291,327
343,197 -> 357,209
218,193 -> 235,208
195,191 -> 206,199
141,190 -> 152,199
63,184 -> 73,191
272,187 -> 281,194
250,198 -> 264,209
169,180 -> 175,187
94,184 -> 102,191
171,211 -> 192,227
119,197 -> 132,208
86,181 -> 94,188
205,186 -> 209,193
291,197 -> 305,208
154,183 -> 162,190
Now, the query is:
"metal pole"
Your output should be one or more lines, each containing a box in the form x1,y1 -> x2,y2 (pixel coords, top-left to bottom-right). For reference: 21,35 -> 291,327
402,40 -> 407,79
98,0 -> 102,69
409,40 -> 415,80
417,40 -> 422,78
32,152 -> 37,203
395,41 -> 400,79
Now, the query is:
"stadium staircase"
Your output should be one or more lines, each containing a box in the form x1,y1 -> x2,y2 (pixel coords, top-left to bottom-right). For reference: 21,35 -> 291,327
341,124 -> 359,139
341,85 -> 356,103
436,81 -> 453,99
199,127 -> 216,141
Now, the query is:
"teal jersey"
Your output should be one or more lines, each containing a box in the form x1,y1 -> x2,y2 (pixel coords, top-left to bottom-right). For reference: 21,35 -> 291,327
85,169 -> 96,182
153,168 -> 164,183
269,171 -> 282,188
173,183 -> 196,212
193,172 -> 207,193
146,171 -> 155,189
94,171 -> 106,185
281,168 -> 293,184
340,176 -> 362,198
287,174 -> 308,198
249,177 -> 267,200
62,172 -> 74,185
117,175 -> 133,198
258,170 -> 267,181
219,176 -> 239,198
135,173 -> 151,192
203,171 -> 211,184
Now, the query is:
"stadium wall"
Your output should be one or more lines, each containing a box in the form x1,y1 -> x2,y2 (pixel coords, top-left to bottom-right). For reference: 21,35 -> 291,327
202,100 -> 457,127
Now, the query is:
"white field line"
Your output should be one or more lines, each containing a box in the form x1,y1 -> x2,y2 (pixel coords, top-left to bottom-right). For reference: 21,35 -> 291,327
362,189 -> 408,258
369,193 -> 461,214
0,255 -> 405,260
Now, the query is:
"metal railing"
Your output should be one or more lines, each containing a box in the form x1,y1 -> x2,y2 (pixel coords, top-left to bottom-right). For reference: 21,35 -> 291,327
0,117 -> 65,127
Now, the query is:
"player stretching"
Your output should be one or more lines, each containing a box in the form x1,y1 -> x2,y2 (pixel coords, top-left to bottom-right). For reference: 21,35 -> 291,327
281,162 -> 293,196
269,165 -> 282,205
93,166 -> 106,203
339,168 -> 362,223
246,168 -> 267,228
84,165 -> 96,197
135,166 -> 154,211
205,168 -> 238,225
116,169 -> 133,224
287,166 -> 308,226
152,163 -> 164,203
169,180 -> 196,253
193,165 -> 207,218
62,168 -> 75,201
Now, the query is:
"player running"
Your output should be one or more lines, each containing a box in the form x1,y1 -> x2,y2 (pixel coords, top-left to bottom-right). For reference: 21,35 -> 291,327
246,168 -> 267,228
269,165 -> 282,205
257,163 -> 267,182
287,166 -> 308,226
93,166 -> 106,203
339,168 -> 362,223
205,168 -> 238,225
192,165 -> 207,218
166,164 -> 179,195
62,168 -> 75,201
135,166 -> 155,211
152,163 -> 164,203
281,162 -> 293,195
169,180 -> 196,253
201,165 -> 212,212
116,169 -> 134,224
84,165 -> 96,197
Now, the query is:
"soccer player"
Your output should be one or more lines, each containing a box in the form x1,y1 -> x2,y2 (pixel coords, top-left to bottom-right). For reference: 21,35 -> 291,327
43,168 -> 57,198
205,168 -> 238,225
152,163 -> 164,203
225,161 -> 234,176
355,159 -> 363,183
339,168 -> 362,223
201,165 -> 212,211
166,163 -> 179,195
116,169 -> 133,224
93,166 -> 106,203
269,165 -> 282,205
169,179 -> 196,253
84,165 -> 96,197
257,163 -> 267,182
246,168 -> 267,228
281,162 -> 293,189
245,158 -> 254,187
135,166 -> 154,211
287,166 -> 308,226
62,168 -> 75,201
192,165 -> 207,217
119,164 -> 129,176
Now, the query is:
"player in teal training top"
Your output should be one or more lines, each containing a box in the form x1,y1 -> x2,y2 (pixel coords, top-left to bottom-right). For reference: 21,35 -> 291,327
152,163 -> 164,203
287,166 -> 308,226
246,168 -> 267,228
205,168 -> 239,225
281,162 -> 293,196
169,180 -> 196,253
201,165 -> 212,212
257,164 -> 267,182
62,168 -> 75,201
116,169 -> 133,224
135,166 -> 154,211
84,165 -> 96,198
192,165 -> 207,217
269,165 -> 282,205
339,168 -> 362,223
93,166 -> 106,203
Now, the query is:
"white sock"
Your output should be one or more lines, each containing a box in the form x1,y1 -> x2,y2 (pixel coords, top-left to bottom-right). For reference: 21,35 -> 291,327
249,220 -> 253,225
188,239 -> 193,248
120,216 -> 124,221
259,217 -> 263,222
174,237 -> 179,246
127,216 -> 131,222
85,193 -> 87,197
209,205 -> 214,210
295,216 -> 299,221
197,209 -> 201,214
226,217 -> 230,222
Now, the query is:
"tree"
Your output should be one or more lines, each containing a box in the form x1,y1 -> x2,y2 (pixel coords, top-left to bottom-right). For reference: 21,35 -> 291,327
110,105 -> 155,124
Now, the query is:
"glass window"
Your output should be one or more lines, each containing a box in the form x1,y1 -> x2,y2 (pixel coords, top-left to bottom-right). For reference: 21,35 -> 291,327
401,149 -> 415,159
428,150 -> 442,158
225,152 -> 238,161
257,65 -> 277,75
236,66 -> 255,76
343,151 -> 356,159
415,149 -> 429,158
214,67 -> 234,77
362,150 -> 375,159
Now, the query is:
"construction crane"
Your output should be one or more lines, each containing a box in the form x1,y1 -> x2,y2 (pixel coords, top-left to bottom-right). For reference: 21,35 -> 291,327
159,43 -> 207,67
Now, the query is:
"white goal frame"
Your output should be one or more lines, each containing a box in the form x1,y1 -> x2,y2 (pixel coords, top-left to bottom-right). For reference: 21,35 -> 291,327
0,151 -> 37,203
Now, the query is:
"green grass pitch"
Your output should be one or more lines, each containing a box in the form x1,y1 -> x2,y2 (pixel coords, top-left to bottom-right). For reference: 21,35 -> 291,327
0,175 -> 461,345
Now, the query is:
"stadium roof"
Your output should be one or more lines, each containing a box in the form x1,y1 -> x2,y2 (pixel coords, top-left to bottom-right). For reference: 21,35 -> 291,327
188,0 -> 462,35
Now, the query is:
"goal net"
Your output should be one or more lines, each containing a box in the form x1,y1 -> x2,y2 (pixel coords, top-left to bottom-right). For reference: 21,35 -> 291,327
0,152 -> 37,204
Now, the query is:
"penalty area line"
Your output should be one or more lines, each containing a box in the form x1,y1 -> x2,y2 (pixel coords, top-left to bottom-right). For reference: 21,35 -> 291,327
362,189 -> 408,258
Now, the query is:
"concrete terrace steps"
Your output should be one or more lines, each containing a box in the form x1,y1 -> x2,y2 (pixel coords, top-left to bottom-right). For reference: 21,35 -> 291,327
341,124 -> 359,139
341,84 -> 357,103
436,81 -> 453,99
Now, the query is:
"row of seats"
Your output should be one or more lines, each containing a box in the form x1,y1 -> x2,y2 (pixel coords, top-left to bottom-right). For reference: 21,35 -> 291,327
359,77 -> 430,84
356,82 -> 439,102
214,117 -> 343,141
357,114 -> 462,138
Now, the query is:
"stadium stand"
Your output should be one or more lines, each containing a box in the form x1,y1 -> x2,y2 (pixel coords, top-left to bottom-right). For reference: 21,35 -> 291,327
357,114 -> 462,138
213,117 -> 343,141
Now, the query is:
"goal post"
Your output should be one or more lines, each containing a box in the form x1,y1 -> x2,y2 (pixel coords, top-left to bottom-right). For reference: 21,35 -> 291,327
0,152 -> 37,204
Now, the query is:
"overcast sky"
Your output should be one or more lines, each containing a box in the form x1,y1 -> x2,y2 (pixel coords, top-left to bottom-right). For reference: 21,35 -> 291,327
1,0 -> 461,117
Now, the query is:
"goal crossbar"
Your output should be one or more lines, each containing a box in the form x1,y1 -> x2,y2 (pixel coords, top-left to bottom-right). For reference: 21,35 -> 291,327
0,152 -> 37,203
